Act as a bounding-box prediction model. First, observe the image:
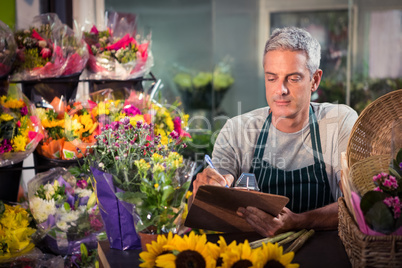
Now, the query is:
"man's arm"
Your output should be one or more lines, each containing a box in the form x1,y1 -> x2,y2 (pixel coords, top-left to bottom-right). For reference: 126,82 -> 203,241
237,202 -> 338,237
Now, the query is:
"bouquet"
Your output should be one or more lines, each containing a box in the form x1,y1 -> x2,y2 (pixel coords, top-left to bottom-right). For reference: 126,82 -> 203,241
0,201 -> 36,263
0,85 -> 43,167
13,13 -> 88,80
0,20 -> 17,78
35,97 -> 99,160
28,167 -> 104,255
351,148 -> 402,235
85,115 -> 194,249
83,12 -> 153,80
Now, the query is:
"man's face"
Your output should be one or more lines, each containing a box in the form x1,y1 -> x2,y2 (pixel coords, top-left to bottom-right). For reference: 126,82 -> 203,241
264,50 -> 319,122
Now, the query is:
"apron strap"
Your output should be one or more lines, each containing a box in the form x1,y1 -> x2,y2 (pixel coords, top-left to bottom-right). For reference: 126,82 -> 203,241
251,105 -> 324,169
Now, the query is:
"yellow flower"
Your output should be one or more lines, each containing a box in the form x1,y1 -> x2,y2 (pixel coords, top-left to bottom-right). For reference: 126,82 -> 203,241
185,191 -> 193,200
182,114 -> 189,128
154,183 -> 159,189
220,240 -> 260,268
151,153 -> 164,164
139,232 -> 175,268
135,159 -> 151,173
12,135 -> 27,152
129,114 -> 145,127
254,243 -> 299,268
41,118 -> 65,128
155,129 -> 168,145
97,101 -> 110,115
156,232 -> 215,268
152,163 -> 165,174
0,113 -> 14,121
1,97 -> 25,109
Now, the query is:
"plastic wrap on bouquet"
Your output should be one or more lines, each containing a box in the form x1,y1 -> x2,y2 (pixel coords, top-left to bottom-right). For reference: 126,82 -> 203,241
12,13 -> 88,80
28,167 -> 104,255
82,11 -> 153,80
0,84 -> 43,167
91,167 -> 141,250
0,20 -> 17,79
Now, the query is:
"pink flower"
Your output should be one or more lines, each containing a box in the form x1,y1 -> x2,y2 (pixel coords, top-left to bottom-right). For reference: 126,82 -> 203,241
20,106 -> 28,116
383,196 -> 402,219
16,121 -> 21,127
30,116 -> 39,126
90,25 -> 99,35
123,104 -> 141,116
40,48 -> 52,59
76,180 -> 88,189
105,34 -> 135,51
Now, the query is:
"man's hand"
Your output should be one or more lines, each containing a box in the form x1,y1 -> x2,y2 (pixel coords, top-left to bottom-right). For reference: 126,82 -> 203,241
236,206 -> 295,237
192,168 -> 234,196
236,202 -> 339,237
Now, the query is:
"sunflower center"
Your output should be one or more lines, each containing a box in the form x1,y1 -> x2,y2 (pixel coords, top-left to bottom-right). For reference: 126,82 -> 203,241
232,260 -> 253,268
175,250 -> 206,268
264,260 -> 285,268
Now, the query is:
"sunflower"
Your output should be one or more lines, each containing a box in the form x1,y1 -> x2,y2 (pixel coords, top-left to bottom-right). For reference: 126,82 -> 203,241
156,232 -> 215,268
139,232 -> 175,268
208,236 -> 238,267
220,240 -> 260,268
254,243 -> 299,268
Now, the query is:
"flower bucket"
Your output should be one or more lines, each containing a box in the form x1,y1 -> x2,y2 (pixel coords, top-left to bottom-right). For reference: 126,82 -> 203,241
0,161 -> 23,202
91,167 -> 141,250
88,78 -> 144,100
32,151 -> 83,174
20,72 -> 81,103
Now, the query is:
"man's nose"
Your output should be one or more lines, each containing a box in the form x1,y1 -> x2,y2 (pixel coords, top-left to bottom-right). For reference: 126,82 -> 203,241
275,81 -> 289,95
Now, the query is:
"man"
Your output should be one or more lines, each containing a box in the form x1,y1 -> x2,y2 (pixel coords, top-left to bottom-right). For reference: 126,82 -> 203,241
192,27 -> 358,237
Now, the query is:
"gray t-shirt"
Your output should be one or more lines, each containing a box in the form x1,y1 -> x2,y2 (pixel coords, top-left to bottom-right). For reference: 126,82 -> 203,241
212,102 -> 358,200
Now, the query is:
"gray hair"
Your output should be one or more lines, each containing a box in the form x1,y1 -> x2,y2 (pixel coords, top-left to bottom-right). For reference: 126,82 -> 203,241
263,27 -> 321,78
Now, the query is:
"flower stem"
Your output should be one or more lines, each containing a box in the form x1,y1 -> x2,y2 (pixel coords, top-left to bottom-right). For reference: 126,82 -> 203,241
284,229 -> 315,254
249,231 -> 295,249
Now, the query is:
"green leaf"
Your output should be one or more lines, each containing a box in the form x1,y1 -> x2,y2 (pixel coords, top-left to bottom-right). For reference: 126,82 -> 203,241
80,243 -> 88,259
389,166 -> 401,180
68,166 -> 82,177
360,191 -> 387,214
115,191 -> 146,205
64,202 -> 71,212
396,148 -> 402,166
161,185 -> 174,203
364,201 -> 395,234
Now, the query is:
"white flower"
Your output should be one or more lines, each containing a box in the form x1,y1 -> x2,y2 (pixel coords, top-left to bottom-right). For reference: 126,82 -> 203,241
75,188 -> 92,198
30,196 -> 56,222
61,211 -> 79,222
56,221 -> 69,232
44,183 -> 55,200
99,162 -> 104,168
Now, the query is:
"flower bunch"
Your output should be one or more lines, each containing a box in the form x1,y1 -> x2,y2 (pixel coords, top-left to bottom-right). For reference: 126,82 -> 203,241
139,232 -> 299,268
0,86 -> 43,167
13,13 -> 88,80
28,168 -> 103,243
0,201 -> 36,262
0,20 -> 17,78
35,97 -> 99,160
83,24 -> 153,80
359,148 -> 402,234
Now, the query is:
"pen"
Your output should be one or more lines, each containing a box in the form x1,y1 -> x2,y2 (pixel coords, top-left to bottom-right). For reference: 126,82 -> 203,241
204,154 -> 229,188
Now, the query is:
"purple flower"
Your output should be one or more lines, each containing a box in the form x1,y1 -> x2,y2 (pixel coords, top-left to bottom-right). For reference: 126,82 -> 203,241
0,139 -> 12,154
123,105 -> 141,117
399,162 -> 402,170
20,106 -> 28,116
169,130 -> 179,140
76,179 -> 88,189
79,196 -> 89,206
66,192 -> 75,208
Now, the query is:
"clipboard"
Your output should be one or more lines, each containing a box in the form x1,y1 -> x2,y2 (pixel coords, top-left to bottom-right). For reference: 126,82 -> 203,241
184,185 -> 289,233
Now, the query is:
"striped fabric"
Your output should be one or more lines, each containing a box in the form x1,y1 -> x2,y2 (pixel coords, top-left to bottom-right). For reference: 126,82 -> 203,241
250,106 -> 333,213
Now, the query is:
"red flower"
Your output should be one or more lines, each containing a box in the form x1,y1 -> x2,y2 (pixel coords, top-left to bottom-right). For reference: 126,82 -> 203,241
31,29 -> 44,41
105,34 -> 135,51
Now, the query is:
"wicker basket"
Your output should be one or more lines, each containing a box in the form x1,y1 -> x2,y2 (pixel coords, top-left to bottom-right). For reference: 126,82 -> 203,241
349,154 -> 391,196
346,89 -> 402,167
338,197 -> 402,267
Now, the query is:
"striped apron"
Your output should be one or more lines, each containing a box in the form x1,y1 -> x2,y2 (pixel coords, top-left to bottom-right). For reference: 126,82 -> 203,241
249,106 -> 333,213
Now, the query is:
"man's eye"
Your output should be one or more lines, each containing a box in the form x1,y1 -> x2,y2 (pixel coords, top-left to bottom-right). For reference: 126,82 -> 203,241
267,78 -> 276,82
288,76 -> 301,83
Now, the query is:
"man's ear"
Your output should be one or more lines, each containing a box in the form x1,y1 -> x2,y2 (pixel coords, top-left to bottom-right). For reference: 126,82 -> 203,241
311,69 -> 323,92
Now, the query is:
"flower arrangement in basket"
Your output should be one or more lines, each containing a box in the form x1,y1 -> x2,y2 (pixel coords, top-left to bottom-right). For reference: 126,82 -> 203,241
0,201 -> 36,263
350,148 -> 402,235
0,20 -> 17,78
83,12 -> 153,80
27,167 -> 104,255
12,13 -> 88,80
35,97 -> 99,160
0,85 -> 43,167
83,112 -> 194,250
